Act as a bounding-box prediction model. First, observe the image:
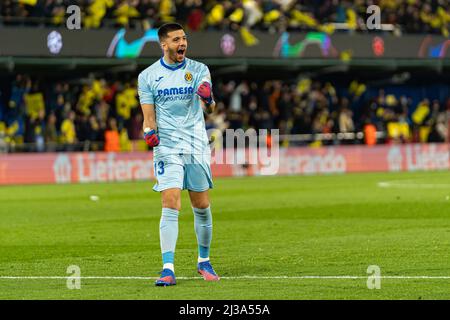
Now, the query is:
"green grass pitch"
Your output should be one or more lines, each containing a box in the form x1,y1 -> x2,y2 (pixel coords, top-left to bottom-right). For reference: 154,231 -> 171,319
1,171 -> 450,299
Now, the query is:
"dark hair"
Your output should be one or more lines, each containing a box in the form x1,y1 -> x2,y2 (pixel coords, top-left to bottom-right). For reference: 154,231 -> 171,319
158,23 -> 184,41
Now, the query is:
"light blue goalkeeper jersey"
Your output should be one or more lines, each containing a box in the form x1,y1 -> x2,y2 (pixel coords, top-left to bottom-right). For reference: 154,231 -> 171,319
138,57 -> 211,158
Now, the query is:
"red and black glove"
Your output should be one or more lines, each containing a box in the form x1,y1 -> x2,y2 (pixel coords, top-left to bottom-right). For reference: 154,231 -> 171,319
196,82 -> 213,106
144,129 -> 160,147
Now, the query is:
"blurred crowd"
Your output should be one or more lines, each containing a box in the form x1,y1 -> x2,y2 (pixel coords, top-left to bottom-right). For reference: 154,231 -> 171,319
0,75 -> 145,152
1,0 -> 449,35
211,78 -> 449,146
0,73 -> 448,153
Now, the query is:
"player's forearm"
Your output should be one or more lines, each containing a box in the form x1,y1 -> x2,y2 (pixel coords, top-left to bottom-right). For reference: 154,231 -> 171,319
141,104 -> 157,130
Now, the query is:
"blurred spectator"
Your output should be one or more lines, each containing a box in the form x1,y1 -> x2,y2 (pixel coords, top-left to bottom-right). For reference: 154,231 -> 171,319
291,105 -> 311,136
84,0 -> 114,29
34,109 -> 46,152
428,112 -> 448,143
76,113 -> 91,147
230,81 -> 248,112
277,90 -> 294,135
115,82 -> 139,131
7,75 -> 29,125
44,112 -> 58,151
186,0 -> 204,31
0,121 -> 7,153
104,117 -> 120,152
60,110 -> 77,151
338,98 -> 354,133
114,0 -> 140,28
129,112 -> 143,140
87,114 -> 103,151
363,121 -> 377,146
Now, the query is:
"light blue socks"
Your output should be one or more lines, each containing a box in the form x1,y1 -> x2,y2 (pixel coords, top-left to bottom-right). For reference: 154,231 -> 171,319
193,206 -> 213,261
160,206 -> 213,270
160,208 -> 179,271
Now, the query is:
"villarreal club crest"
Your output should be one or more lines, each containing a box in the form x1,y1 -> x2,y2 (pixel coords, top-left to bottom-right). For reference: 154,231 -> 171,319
185,71 -> 193,84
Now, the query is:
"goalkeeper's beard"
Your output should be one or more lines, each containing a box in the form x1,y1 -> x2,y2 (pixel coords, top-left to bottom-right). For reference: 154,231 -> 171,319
168,48 -> 186,63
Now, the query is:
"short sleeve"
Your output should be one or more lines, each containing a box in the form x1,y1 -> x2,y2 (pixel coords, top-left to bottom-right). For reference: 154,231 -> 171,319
138,72 -> 154,105
197,64 -> 212,88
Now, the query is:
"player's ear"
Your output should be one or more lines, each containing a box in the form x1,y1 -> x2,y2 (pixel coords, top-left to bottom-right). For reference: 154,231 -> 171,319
159,38 -> 167,52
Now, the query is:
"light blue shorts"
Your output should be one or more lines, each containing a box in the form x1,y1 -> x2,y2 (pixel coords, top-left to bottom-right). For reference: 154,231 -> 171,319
153,153 -> 213,192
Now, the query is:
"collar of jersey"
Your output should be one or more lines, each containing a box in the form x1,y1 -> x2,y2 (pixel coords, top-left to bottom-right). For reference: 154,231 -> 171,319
160,57 -> 186,71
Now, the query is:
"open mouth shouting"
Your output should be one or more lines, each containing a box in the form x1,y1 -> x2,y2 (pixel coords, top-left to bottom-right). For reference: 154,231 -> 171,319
176,47 -> 186,61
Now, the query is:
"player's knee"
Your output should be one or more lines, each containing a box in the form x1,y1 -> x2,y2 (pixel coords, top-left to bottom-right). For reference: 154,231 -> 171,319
191,199 -> 210,210
162,195 -> 181,211
162,201 -> 181,211
189,191 -> 210,209
161,188 -> 181,211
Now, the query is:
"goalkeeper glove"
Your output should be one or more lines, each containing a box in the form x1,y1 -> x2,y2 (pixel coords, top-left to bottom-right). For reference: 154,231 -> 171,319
196,82 -> 213,106
144,128 -> 160,147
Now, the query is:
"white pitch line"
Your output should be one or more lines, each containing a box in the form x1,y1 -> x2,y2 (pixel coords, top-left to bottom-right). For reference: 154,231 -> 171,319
2,275 -> 450,280
378,181 -> 450,189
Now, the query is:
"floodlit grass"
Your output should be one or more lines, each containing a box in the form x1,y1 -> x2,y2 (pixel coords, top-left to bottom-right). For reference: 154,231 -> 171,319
1,171 -> 450,299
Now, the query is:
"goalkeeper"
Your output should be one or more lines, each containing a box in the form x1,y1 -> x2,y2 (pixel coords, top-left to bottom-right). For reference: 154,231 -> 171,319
138,23 -> 219,286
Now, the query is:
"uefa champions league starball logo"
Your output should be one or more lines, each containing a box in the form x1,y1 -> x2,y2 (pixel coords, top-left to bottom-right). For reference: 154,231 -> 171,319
47,31 -> 63,54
